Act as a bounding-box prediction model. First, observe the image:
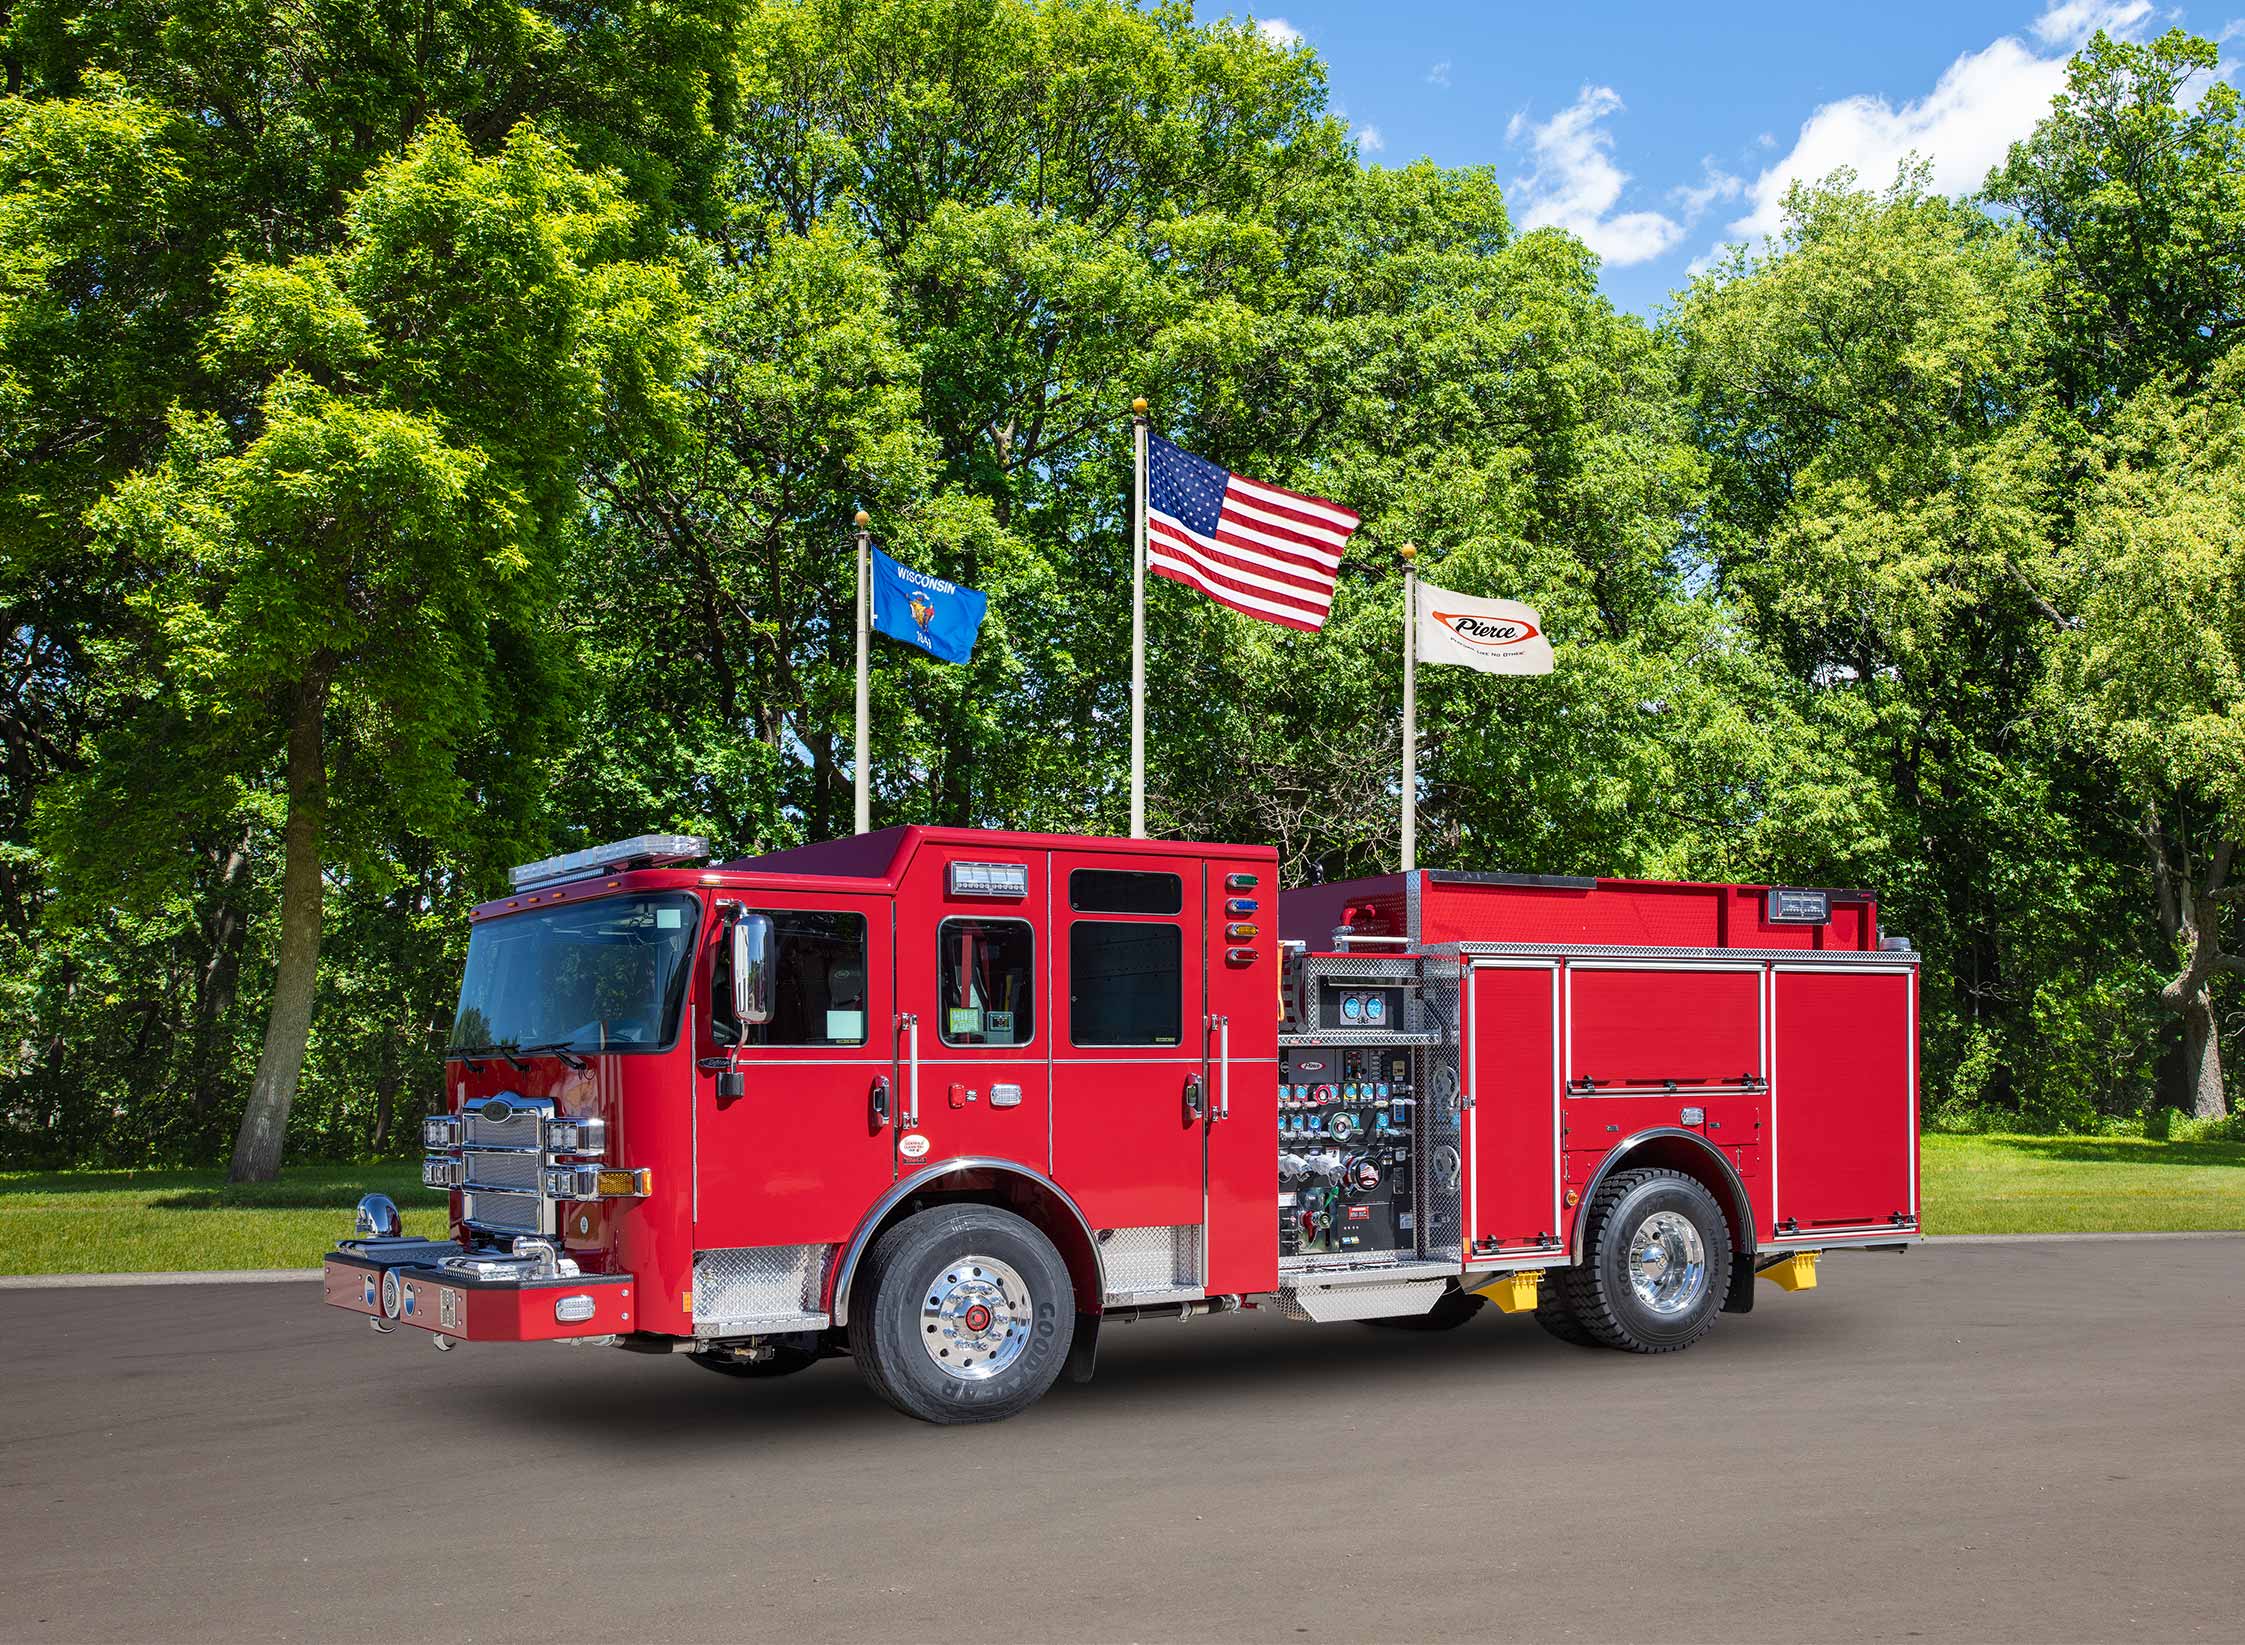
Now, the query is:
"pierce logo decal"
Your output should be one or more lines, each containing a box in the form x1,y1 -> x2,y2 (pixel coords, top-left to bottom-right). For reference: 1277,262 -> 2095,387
1432,611 -> 1542,650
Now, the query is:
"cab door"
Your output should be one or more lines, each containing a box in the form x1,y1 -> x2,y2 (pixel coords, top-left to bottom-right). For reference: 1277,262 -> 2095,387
892,848 -> 1051,1176
696,893 -> 896,1251
1050,850 -> 1206,1299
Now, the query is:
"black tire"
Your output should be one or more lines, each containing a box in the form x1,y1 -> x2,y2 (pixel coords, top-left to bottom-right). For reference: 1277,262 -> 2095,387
849,1204 -> 1074,1424
687,1344 -> 821,1379
1364,1289 -> 1486,1331
1533,1284 -> 1601,1347
1550,1167 -> 1733,1354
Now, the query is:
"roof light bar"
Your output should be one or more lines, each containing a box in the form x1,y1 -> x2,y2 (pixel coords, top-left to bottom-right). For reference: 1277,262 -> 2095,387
509,834 -> 709,891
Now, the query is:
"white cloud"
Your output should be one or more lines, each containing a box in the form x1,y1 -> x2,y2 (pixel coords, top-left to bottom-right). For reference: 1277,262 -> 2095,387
1672,157 -> 1745,218
2032,1 -> 2150,46
1356,124 -> 1386,153
1255,16 -> 1302,49
1717,1 -> 2153,250
1428,59 -> 1452,88
1505,85 -> 1688,266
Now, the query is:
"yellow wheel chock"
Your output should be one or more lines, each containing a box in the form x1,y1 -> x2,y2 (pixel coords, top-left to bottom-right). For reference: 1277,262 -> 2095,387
1470,1270 -> 1542,1314
1758,1251 -> 1819,1292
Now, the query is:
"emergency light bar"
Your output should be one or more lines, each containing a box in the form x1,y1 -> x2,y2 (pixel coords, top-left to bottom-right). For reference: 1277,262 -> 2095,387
509,834 -> 709,891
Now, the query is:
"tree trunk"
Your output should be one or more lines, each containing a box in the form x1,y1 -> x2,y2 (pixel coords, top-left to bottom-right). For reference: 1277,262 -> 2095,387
191,833 -> 255,1117
228,678 -> 328,1183
2180,985 -> 2226,1121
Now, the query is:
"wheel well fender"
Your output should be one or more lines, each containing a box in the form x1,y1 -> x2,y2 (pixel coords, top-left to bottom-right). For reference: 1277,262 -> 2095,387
825,1158 -> 1104,1328
1570,1128 -> 1758,1263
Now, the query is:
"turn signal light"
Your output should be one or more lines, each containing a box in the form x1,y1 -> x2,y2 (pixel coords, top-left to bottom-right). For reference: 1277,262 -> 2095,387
1225,922 -> 1258,940
594,1167 -> 651,1198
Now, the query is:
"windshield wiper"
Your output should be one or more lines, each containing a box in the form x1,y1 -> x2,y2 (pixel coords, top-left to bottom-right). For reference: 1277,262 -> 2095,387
516,1041 -> 592,1070
453,1042 -> 530,1071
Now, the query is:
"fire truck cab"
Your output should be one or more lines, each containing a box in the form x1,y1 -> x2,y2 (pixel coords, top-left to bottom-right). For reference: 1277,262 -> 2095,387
326,827 -> 1920,1424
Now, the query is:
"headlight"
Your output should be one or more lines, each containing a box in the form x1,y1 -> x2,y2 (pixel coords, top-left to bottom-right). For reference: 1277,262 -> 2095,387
541,1115 -> 606,1155
423,1115 -> 459,1150
421,1155 -> 462,1189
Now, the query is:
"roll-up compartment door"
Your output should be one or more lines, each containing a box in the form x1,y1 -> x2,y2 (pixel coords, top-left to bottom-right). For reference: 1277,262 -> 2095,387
1772,969 -> 1916,1231
1465,963 -> 1559,1253
1567,965 -> 1763,1090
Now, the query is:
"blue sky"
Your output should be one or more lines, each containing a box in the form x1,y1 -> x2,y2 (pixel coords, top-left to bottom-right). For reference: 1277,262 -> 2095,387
1239,1 -> 2243,314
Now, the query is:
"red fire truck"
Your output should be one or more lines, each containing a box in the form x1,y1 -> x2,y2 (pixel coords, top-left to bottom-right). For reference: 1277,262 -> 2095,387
325,827 -> 1920,1423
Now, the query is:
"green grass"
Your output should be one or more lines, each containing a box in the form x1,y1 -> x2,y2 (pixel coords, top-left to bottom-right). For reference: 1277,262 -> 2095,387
1920,1133 -> 2245,1235
2,1134 -> 2240,1274
0,1163 -> 449,1275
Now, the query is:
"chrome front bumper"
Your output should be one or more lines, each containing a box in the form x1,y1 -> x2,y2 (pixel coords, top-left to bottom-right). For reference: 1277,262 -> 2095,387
324,1235 -> 637,1343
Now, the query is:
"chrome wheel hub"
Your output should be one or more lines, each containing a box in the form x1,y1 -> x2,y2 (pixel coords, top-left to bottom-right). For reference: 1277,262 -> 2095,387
1627,1210 -> 1708,1316
919,1254 -> 1032,1381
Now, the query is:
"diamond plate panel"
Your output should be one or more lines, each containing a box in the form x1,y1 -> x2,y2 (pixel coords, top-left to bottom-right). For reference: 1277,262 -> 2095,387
1277,1278 -> 1450,1323
694,1244 -> 833,1334
1099,1224 -> 1202,1301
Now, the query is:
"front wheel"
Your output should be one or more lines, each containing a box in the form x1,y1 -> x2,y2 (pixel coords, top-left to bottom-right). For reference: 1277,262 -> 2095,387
849,1204 -> 1075,1424
1551,1167 -> 1733,1353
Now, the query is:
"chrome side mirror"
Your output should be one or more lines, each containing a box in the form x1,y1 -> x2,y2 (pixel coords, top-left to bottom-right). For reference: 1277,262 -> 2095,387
731,912 -> 774,1025
355,1193 -> 402,1239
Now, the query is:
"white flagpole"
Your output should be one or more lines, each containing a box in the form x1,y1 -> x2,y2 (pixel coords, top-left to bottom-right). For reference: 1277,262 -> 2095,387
853,509 -> 871,836
1130,396 -> 1149,838
1400,542 -> 1417,872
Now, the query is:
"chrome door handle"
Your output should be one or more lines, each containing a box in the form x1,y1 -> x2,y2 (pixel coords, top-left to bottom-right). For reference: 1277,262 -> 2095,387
871,1076 -> 891,1126
899,1013 -> 920,1128
1208,1014 -> 1231,1121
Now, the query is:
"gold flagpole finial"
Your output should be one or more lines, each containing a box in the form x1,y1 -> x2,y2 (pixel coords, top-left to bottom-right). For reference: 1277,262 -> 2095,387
853,509 -> 870,528
1398,541 -> 1417,563
1131,397 -> 1148,416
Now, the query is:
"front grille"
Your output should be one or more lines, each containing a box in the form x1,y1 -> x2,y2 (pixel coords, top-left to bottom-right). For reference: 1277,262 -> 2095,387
464,1105 -> 541,1149
463,1150 -> 541,1192
462,1189 -> 545,1234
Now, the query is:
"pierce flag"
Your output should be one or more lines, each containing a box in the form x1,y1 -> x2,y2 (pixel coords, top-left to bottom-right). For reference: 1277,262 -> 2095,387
1414,581 -> 1553,675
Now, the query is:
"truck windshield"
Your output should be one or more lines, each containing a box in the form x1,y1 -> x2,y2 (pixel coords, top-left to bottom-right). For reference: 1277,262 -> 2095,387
449,892 -> 701,1056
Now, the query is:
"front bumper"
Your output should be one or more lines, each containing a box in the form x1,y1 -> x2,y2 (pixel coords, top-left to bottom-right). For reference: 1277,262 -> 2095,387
325,1237 -> 637,1342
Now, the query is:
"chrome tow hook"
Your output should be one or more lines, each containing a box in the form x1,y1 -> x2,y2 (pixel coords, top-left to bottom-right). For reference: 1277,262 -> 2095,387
368,1316 -> 394,1335
431,1333 -> 458,1353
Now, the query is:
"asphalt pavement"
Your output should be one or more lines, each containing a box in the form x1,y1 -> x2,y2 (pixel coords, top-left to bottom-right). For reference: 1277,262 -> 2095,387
3,1237 -> 2241,1643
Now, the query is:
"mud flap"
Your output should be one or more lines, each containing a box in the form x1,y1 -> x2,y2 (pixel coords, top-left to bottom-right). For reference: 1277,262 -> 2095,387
1064,1312 -> 1100,1384
1721,1254 -> 1755,1314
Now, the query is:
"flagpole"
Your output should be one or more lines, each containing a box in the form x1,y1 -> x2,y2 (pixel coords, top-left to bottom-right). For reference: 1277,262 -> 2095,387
1400,542 -> 1417,872
853,509 -> 871,836
1130,396 -> 1149,838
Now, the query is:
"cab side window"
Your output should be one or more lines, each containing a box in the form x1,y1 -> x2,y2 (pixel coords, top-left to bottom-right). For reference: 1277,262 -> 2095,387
713,910 -> 869,1047
938,918 -> 1035,1046
1069,922 -> 1183,1046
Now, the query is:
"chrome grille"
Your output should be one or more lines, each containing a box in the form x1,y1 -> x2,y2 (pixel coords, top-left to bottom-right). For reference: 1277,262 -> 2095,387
463,1150 -> 541,1192
462,1189 -> 545,1234
463,1105 -> 542,1149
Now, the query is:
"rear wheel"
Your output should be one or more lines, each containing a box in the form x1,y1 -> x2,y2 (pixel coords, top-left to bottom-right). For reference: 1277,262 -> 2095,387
849,1204 -> 1074,1424
1551,1168 -> 1732,1354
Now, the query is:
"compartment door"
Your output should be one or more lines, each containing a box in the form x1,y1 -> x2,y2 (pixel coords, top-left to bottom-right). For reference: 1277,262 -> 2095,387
1771,967 -> 1917,1232
1466,961 -> 1561,1255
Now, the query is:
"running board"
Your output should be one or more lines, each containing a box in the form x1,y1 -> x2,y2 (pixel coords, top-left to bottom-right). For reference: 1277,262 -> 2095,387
1278,1276 -> 1450,1324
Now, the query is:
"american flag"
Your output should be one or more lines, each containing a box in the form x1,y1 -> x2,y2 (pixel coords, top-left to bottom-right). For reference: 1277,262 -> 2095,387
1146,435 -> 1360,632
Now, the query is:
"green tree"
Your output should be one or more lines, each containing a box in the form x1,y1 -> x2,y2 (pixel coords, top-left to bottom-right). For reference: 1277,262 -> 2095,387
55,122 -> 683,1178
1986,27 -> 2245,413
2049,355 -> 2245,1118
